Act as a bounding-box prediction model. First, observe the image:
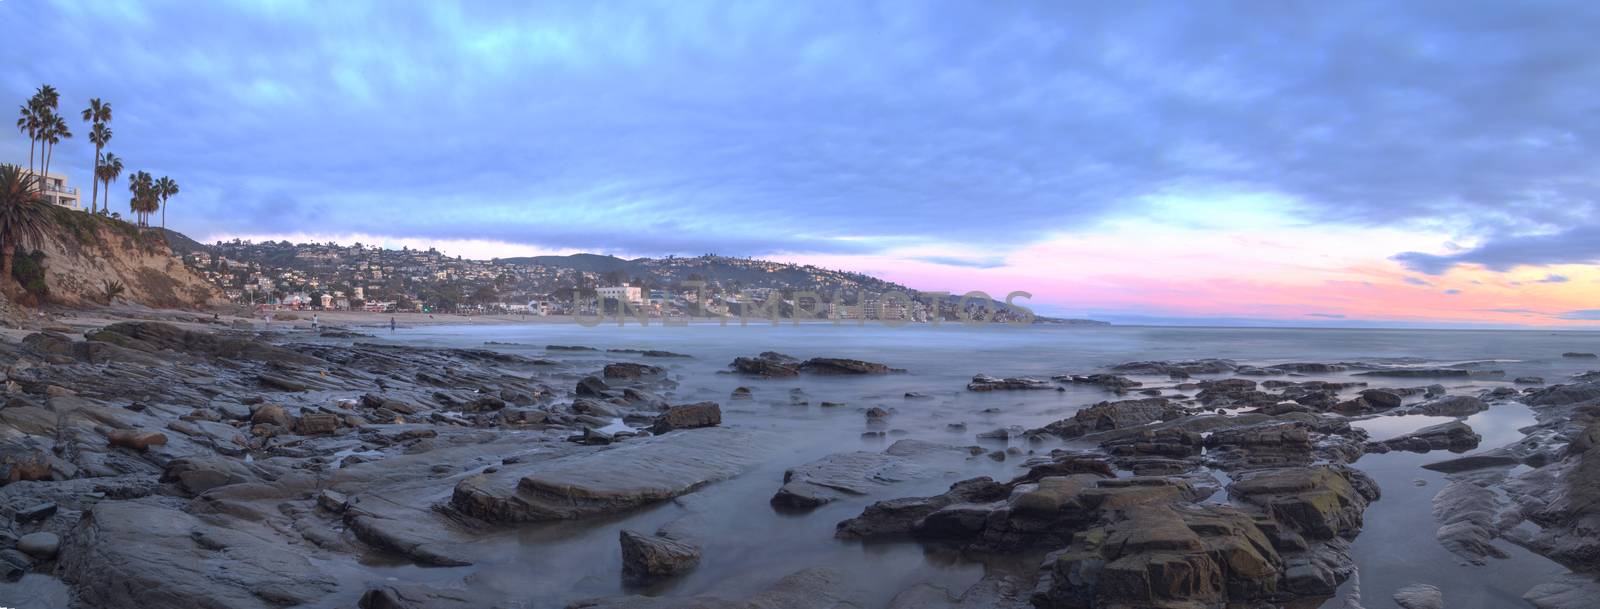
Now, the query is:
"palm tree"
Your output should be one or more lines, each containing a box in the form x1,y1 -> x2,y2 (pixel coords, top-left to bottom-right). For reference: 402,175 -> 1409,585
98,153 -> 123,215
0,164 -> 49,281
87,123 -> 111,213
82,99 -> 112,214
15,105 -> 40,176
39,113 -> 71,196
127,171 -> 156,227
29,86 -> 60,192
154,176 -> 177,229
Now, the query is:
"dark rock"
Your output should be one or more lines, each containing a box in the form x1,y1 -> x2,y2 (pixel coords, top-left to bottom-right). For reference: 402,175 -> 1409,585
799,358 -> 893,374
730,352 -> 801,378
1563,352 -> 1598,359
1036,398 -> 1182,439
1368,421 -> 1480,454
1410,395 -> 1489,417
619,530 -> 700,581
576,376 -> 612,397
15,502 -> 57,523
730,387 -> 752,400
650,402 -> 721,433
967,374 -> 1055,391
603,362 -> 664,380
1358,389 -> 1403,410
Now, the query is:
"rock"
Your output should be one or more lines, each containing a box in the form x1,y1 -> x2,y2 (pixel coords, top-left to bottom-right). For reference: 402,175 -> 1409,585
1563,352 -> 1598,359
296,413 -> 341,435
865,407 -> 890,420
1516,376 -> 1546,384
316,489 -> 351,513
1,445 -> 52,484
1228,466 -> 1377,541
966,374 -> 1056,391
1410,395 -> 1489,417
576,376 -> 612,397
1058,374 -> 1142,390
257,373 -> 308,392
1268,362 -> 1348,374
452,427 -> 766,522
1110,359 -> 1237,376
1524,573 -> 1600,609
730,387 -> 753,400
650,402 -> 721,433
1432,477 -> 1509,565
1394,583 -> 1444,609
250,404 -> 293,428
16,532 -> 60,560
59,498 -> 337,608
15,502 -> 57,523
1358,389 -> 1403,410
730,352 -> 800,378
161,456 -> 259,495
603,362 -> 664,380
771,441 -> 970,510
619,529 -> 700,581
836,477 -> 1010,540
799,357 -> 893,374
106,429 -> 169,451
1037,398 -> 1181,438
1369,421 -> 1481,454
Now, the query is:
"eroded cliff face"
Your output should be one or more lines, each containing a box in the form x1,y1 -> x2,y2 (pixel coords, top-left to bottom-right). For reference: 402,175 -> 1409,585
30,208 -> 222,309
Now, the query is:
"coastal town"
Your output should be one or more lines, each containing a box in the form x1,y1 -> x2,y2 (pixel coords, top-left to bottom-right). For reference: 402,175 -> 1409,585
174,238 -> 1059,323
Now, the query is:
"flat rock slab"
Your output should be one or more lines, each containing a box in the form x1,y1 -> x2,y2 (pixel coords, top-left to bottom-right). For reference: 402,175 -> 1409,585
453,427 -> 768,522
772,440 -> 976,510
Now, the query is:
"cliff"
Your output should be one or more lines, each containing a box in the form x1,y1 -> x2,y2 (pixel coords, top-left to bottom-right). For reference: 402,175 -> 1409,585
24,207 -> 223,309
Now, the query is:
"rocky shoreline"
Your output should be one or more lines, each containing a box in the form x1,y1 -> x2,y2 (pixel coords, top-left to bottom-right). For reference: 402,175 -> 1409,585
0,324 -> 1596,608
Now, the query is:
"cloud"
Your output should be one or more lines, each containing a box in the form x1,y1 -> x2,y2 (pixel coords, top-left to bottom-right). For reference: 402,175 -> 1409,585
1539,274 -> 1570,283
1443,289 -> 1461,295
1559,310 -> 1600,320
1306,313 -> 1346,319
1395,227 -> 1600,274
5,0 -> 1600,265
1403,276 -> 1433,287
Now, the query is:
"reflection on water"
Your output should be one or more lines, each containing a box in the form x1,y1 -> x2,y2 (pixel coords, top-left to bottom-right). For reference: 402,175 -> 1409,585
304,326 -> 1600,605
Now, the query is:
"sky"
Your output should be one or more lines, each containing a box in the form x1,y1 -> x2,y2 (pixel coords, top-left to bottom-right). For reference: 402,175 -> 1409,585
5,1 -> 1600,327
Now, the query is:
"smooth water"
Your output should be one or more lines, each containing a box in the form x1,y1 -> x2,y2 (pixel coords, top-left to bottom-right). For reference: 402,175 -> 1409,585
308,324 -> 1600,606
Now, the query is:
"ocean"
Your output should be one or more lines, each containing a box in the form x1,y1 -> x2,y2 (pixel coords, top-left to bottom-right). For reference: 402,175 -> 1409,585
341,322 -> 1596,608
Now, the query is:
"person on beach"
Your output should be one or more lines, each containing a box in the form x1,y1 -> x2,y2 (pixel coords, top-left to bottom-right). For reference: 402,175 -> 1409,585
390,317 -> 396,331
312,314 -> 320,331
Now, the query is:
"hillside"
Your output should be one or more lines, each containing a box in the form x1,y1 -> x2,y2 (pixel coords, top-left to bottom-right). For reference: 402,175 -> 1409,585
25,208 -> 225,309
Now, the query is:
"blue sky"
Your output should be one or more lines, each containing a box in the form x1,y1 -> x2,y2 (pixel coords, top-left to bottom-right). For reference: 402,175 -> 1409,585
7,1 -> 1600,324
